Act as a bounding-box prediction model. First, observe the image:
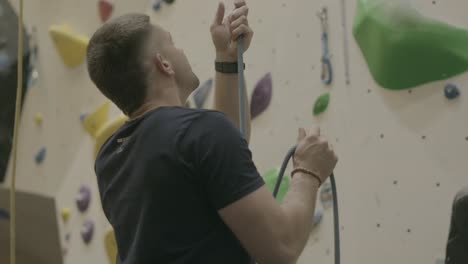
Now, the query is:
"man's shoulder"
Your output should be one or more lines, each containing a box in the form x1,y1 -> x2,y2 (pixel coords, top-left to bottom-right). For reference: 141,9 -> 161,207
186,109 -> 236,133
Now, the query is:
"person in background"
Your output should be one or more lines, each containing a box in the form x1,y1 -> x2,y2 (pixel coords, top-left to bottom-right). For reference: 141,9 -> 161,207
445,187 -> 468,264
86,1 -> 338,263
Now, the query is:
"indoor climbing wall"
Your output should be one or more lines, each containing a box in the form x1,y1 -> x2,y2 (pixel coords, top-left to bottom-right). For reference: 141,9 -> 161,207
0,0 -> 467,264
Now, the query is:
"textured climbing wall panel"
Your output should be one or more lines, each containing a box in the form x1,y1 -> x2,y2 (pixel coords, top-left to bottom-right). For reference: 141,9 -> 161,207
0,189 -> 61,264
0,0 -> 467,264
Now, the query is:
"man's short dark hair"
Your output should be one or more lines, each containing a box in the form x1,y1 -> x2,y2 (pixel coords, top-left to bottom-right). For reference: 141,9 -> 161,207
87,13 -> 152,115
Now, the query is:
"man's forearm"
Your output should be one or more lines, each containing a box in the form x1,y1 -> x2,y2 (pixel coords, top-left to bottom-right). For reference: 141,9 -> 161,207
213,56 -> 251,143
280,173 -> 320,261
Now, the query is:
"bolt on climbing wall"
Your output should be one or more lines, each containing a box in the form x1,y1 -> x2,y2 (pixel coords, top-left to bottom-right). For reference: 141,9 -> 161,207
0,0 -> 467,263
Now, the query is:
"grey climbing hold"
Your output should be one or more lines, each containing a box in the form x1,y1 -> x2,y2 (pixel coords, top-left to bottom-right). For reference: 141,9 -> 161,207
164,0 -> 175,4
80,219 -> 95,244
193,79 -> 213,108
35,147 -> 46,164
76,185 -> 91,213
320,181 -> 333,209
0,37 -> 7,49
444,83 -> 460,100
313,208 -> 323,226
251,73 -> 273,119
0,208 -> 9,220
65,232 -> 71,241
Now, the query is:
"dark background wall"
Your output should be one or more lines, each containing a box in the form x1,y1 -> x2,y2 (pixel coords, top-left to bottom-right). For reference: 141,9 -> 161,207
0,0 -> 30,182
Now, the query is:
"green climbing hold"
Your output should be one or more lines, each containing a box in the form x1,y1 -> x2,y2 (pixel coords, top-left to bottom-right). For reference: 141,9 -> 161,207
353,0 -> 468,90
313,92 -> 330,116
263,168 -> 289,202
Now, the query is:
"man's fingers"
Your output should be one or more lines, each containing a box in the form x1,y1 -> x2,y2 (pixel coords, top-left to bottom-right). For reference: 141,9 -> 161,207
297,128 -> 307,142
230,15 -> 248,31
230,5 -> 249,21
309,126 -> 320,137
232,24 -> 251,40
213,2 -> 225,26
234,0 -> 246,8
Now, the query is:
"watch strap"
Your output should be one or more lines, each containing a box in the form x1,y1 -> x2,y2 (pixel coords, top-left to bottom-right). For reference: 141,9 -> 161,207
215,61 -> 245,74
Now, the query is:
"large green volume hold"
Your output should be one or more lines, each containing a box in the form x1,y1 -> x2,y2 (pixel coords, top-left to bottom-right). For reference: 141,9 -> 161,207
353,0 -> 468,90
264,168 -> 289,202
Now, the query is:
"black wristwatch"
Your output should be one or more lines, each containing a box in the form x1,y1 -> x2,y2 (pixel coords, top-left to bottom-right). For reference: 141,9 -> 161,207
215,61 -> 245,74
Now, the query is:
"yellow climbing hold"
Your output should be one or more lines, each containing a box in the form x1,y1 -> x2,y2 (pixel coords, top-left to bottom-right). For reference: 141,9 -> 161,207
83,101 -> 111,138
94,114 -> 128,157
34,112 -> 43,125
49,24 -> 89,67
61,207 -> 71,222
104,226 -> 117,264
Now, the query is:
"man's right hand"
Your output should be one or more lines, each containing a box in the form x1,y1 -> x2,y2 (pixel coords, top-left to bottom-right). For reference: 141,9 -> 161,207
293,127 -> 338,183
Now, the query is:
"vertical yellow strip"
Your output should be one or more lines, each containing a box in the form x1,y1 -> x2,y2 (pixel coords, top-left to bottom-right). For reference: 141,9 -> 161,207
11,0 -> 24,264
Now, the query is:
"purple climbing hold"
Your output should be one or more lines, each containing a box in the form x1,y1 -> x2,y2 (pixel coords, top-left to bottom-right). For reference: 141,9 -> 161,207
0,208 -> 9,220
80,219 -> 95,244
76,185 -> 91,213
193,79 -> 213,108
35,147 -> 47,164
250,73 -> 273,119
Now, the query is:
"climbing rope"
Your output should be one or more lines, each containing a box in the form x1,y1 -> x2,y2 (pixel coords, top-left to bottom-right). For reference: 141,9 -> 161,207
10,0 -> 24,263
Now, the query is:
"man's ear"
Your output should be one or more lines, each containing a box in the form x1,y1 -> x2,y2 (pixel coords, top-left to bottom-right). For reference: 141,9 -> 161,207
153,53 -> 175,76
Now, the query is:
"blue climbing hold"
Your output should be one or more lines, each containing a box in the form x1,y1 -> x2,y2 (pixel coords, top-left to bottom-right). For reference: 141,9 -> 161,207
152,0 -> 162,11
320,181 -> 333,209
0,208 -> 9,220
193,79 -> 213,108
0,51 -> 10,72
444,83 -> 460,100
80,113 -> 88,122
313,208 -> 323,226
35,147 -> 47,164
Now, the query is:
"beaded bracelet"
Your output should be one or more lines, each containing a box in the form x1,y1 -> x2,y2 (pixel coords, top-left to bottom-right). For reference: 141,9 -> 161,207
291,167 -> 322,185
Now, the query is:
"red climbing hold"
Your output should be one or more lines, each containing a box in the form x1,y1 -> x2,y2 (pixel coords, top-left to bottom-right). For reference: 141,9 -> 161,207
98,0 -> 113,23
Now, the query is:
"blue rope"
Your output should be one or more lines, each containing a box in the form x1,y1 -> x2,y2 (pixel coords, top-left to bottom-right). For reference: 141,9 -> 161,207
237,37 -> 247,138
273,145 -> 340,264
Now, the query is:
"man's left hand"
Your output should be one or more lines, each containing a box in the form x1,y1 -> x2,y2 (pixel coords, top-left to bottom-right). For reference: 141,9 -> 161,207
210,0 -> 254,62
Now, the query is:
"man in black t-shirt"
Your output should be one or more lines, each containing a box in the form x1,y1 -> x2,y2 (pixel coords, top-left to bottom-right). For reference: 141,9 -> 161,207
87,1 -> 338,264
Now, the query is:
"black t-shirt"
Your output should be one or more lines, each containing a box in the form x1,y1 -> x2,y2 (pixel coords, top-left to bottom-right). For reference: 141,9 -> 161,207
95,106 -> 264,264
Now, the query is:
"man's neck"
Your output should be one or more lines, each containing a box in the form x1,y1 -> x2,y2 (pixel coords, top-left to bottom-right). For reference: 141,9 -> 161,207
129,98 -> 181,121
